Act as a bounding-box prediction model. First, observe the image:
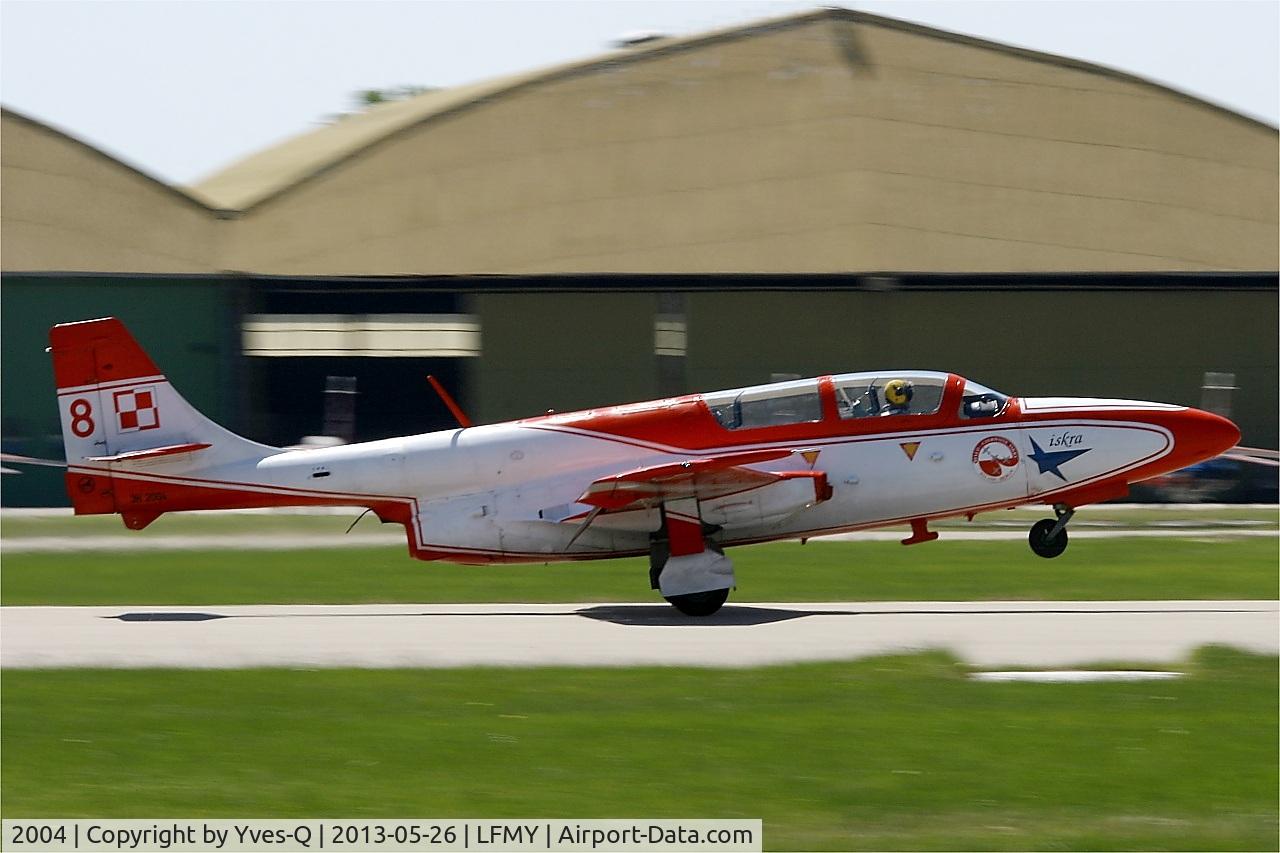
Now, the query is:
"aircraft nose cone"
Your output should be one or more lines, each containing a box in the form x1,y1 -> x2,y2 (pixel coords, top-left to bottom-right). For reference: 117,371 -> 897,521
1172,408 -> 1240,463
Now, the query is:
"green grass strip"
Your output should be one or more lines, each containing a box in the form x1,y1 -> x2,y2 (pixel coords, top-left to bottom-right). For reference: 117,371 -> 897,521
2,538 -> 1276,606
2,505 -> 1276,538
3,648 -> 1275,851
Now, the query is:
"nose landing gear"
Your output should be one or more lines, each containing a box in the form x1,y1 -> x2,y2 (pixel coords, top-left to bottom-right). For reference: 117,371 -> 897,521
1029,503 -> 1074,558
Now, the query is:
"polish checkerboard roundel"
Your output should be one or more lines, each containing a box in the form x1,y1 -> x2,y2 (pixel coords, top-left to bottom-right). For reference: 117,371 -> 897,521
113,386 -> 160,432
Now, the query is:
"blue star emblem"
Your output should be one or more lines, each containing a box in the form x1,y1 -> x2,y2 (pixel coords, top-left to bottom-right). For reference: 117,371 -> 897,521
1028,437 -> 1090,481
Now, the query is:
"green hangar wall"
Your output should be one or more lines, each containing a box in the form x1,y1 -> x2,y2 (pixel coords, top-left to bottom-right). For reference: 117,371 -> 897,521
0,276 -> 241,506
681,289 -> 1278,450
468,277 -> 1278,449
1,272 -> 1275,506
473,292 -> 659,419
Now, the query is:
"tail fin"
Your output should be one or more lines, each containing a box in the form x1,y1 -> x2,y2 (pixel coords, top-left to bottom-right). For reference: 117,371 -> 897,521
51,318 -> 278,525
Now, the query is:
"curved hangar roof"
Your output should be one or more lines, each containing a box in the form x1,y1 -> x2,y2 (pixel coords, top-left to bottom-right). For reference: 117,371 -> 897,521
192,8 -> 1278,275
2,108 -> 218,273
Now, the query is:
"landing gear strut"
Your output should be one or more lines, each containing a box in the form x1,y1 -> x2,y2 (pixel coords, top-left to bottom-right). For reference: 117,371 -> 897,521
649,504 -> 734,617
651,538 -> 732,616
1029,503 -> 1074,558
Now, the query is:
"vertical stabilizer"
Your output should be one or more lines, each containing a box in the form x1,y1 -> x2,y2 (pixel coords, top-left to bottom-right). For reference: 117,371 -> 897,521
50,318 -> 279,522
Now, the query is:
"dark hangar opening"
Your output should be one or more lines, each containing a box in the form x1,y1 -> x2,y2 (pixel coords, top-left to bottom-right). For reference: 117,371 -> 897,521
243,283 -> 473,445
248,355 -> 468,446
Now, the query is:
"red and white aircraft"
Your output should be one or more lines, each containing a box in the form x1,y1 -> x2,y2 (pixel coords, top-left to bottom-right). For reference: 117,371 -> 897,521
51,317 -> 1239,615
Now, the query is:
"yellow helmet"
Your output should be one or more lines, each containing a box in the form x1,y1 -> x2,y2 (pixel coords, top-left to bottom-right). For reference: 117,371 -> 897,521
884,379 -> 914,407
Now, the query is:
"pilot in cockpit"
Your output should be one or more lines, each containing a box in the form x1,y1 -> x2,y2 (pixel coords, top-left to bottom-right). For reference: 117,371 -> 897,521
881,379 -> 914,415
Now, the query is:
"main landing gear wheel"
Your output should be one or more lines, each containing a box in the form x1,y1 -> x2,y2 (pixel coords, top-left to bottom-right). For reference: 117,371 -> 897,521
651,532 -> 732,616
663,588 -> 730,617
1028,518 -> 1068,558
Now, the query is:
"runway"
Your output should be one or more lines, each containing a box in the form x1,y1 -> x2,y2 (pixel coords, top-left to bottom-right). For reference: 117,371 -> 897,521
2,600 -> 1275,669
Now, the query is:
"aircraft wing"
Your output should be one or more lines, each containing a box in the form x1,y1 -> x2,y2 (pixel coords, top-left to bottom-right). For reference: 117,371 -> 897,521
577,448 -> 824,512
0,452 -> 67,468
1221,446 -> 1280,467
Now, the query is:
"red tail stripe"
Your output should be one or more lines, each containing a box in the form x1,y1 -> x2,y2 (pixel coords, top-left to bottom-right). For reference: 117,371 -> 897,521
50,318 -> 162,389
57,376 -> 167,397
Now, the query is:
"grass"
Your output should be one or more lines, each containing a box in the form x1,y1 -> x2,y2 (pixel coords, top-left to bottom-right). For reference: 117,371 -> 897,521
2,648 -> 1276,850
1,538 -> 1276,606
2,505 -> 1276,539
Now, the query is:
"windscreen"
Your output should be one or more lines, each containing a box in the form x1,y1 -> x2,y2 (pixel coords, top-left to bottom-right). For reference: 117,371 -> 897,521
959,379 -> 1009,418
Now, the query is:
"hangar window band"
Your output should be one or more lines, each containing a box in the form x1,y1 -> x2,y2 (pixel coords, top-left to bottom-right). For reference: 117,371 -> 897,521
242,314 -> 481,358
654,315 -> 686,357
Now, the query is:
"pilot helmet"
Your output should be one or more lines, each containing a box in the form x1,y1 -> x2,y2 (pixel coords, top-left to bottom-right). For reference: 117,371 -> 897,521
884,379 -> 914,407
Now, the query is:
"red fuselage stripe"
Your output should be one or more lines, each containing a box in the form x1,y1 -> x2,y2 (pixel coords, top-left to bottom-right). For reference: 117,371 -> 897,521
68,417 -> 1175,564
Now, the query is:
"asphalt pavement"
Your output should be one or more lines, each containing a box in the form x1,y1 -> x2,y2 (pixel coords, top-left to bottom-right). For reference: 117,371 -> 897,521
3,600 -> 1274,669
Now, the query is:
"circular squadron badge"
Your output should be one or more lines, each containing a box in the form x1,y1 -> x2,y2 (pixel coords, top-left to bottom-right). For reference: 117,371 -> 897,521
972,435 -> 1020,481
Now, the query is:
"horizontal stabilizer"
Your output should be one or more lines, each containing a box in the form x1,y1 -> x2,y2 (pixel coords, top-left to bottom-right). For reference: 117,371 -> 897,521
0,452 -> 67,468
85,442 -> 212,463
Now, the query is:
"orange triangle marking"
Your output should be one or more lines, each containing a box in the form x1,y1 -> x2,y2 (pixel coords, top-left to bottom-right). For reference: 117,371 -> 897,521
900,441 -> 921,461
801,450 -> 821,467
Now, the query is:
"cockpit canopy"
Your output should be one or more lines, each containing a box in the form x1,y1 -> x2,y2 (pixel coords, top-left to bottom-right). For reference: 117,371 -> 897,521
704,378 -> 823,431
701,372 -> 1010,431
959,378 -> 1010,419
831,371 -> 949,419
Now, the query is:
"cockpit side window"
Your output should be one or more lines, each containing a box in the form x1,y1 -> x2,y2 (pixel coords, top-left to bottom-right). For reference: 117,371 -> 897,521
833,373 -> 946,419
704,379 -> 823,430
959,379 -> 1009,419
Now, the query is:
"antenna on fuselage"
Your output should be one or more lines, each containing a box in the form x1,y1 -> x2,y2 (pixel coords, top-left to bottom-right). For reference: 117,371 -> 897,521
427,375 -> 473,429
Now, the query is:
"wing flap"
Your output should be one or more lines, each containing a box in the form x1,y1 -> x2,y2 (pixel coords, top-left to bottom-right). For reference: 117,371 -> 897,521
577,448 -> 805,512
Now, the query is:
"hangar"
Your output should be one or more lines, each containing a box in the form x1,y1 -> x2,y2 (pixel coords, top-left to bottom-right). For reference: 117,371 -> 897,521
3,8 -> 1276,505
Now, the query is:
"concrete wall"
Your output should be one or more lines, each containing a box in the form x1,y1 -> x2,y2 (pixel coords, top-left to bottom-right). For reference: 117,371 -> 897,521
214,15 -> 1278,275
0,110 -> 219,273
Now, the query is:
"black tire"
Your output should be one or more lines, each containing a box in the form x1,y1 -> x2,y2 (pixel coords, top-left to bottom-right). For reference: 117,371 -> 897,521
664,588 -> 730,617
1029,518 -> 1068,558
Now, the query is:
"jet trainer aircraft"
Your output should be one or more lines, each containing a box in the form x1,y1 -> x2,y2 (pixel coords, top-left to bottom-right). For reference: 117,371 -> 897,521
51,317 -> 1239,615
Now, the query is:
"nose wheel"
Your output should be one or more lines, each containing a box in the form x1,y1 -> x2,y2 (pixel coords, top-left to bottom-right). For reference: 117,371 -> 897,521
1029,504 -> 1074,558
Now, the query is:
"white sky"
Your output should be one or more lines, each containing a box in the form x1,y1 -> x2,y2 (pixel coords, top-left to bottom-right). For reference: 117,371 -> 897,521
2,1 -> 1276,188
